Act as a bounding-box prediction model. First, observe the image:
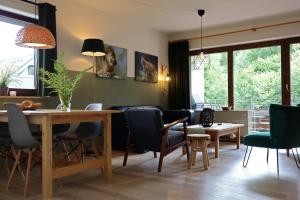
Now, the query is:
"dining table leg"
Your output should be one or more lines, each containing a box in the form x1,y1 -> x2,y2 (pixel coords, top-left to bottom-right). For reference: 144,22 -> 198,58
41,116 -> 53,199
103,114 -> 112,179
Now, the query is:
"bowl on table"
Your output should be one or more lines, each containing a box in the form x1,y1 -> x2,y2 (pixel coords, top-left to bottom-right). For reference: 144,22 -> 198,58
222,106 -> 232,111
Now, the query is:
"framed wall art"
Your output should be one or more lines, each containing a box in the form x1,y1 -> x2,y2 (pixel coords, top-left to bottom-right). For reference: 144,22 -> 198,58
96,44 -> 127,79
134,51 -> 158,83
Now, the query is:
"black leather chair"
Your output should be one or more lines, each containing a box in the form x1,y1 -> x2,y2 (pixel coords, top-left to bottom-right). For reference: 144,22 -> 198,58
123,108 -> 189,172
110,105 -> 195,151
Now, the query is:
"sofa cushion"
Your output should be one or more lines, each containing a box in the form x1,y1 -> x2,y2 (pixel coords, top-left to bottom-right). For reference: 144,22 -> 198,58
163,110 -> 195,125
167,130 -> 185,147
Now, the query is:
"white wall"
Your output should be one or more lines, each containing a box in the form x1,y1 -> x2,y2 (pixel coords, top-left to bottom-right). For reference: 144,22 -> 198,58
169,11 -> 300,49
48,0 -> 168,77
0,0 -> 168,76
0,0 -> 169,108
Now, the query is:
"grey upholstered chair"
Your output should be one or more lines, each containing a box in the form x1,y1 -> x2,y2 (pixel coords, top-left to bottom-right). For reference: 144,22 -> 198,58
123,108 -> 189,172
57,103 -> 103,162
5,103 -> 41,197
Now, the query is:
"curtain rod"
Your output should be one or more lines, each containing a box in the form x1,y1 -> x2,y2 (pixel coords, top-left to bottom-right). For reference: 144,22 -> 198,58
170,20 -> 300,43
20,0 -> 38,6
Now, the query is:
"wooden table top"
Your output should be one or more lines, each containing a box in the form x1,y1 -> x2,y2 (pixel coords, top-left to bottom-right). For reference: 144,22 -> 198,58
187,123 -> 244,131
0,109 -> 121,116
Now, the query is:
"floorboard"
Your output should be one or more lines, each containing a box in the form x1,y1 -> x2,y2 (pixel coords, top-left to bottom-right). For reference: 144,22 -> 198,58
0,143 -> 299,200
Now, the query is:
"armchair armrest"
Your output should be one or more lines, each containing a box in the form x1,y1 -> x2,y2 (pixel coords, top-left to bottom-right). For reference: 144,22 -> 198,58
162,117 -> 188,132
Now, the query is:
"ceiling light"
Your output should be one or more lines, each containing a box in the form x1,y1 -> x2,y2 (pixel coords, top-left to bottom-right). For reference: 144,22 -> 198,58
193,9 -> 206,70
15,0 -> 56,49
15,24 -> 56,49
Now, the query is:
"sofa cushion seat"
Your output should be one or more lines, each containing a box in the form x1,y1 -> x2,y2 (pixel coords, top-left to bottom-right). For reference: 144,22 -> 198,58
167,130 -> 185,147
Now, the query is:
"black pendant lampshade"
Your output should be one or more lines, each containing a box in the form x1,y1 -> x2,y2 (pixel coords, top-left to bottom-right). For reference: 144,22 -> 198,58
81,38 -> 105,57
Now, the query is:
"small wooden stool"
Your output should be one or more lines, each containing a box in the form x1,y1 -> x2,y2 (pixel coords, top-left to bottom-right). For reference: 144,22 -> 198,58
187,134 -> 210,170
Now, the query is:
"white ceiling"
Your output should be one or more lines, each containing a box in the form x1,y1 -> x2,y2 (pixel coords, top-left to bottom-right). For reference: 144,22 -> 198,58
70,0 -> 300,33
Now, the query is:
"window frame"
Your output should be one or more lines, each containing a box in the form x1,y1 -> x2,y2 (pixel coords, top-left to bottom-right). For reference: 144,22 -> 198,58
190,51 -> 229,107
190,36 -> 300,109
0,9 -> 38,96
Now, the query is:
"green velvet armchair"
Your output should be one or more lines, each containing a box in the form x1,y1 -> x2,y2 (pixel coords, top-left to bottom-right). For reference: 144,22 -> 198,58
243,104 -> 300,176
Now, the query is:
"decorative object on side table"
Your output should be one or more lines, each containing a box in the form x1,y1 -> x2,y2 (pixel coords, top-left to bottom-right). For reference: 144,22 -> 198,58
135,51 -> 158,83
0,63 -> 20,96
222,106 -> 232,111
200,108 -> 215,127
39,55 -> 91,111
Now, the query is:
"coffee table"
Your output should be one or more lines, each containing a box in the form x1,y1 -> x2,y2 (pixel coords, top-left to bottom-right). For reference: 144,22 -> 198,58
186,123 -> 244,158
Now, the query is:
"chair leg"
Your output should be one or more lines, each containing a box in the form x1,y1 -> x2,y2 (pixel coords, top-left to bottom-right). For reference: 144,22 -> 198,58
4,155 -> 10,176
123,133 -> 131,167
62,141 -> 71,161
11,147 -> 25,180
200,140 -> 209,170
243,146 -> 253,167
192,141 -> 197,166
286,149 -> 290,157
188,141 -> 195,169
24,150 -> 33,197
185,143 -> 190,161
81,142 -> 85,163
205,142 -> 210,167
157,152 -> 164,172
291,148 -> 300,169
64,142 -> 81,161
276,149 -> 279,176
91,141 -> 101,158
6,150 -> 21,190
153,151 -> 157,158
267,148 -> 269,164
296,148 -> 300,163
91,141 -> 103,173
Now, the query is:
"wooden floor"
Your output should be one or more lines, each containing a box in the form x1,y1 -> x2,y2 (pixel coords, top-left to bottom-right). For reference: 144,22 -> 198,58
0,143 -> 299,200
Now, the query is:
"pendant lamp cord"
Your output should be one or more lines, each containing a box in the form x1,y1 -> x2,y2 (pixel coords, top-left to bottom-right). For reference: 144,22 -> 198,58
35,0 -> 37,19
200,15 -> 203,52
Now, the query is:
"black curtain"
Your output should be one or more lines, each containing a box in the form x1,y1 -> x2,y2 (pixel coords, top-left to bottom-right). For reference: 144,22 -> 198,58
168,41 -> 190,109
38,3 -> 57,96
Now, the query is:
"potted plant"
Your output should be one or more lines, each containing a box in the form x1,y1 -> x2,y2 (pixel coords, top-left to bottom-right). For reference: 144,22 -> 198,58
40,55 -> 91,111
0,63 -> 20,96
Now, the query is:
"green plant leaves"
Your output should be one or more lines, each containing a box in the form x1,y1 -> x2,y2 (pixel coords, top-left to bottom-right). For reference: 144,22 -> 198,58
39,54 -> 92,96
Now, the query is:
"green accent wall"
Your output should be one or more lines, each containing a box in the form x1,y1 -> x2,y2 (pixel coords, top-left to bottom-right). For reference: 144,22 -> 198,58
0,71 -> 168,109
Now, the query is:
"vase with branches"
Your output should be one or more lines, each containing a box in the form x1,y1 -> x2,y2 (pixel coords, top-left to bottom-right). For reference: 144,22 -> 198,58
40,55 -> 91,111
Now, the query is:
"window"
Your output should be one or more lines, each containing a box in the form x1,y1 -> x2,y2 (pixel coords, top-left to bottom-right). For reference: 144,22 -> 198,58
234,46 -> 281,110
191,52 -> 228,108
190,36 -> 300,110
0,10 -> 37,93
290,43 -> 300,105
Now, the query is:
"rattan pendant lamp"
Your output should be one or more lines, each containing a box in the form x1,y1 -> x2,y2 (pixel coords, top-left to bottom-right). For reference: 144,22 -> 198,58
15,0 -> 56,49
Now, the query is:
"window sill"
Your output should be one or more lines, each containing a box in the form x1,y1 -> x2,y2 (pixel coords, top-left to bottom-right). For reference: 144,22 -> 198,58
0,96 -> 50,99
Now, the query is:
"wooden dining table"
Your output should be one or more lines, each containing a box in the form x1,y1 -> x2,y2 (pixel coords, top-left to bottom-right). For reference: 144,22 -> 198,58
0,109 -> 119,199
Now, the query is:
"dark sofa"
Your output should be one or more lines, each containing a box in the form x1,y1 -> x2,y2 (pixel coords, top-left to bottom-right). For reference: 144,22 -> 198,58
110,105 -> 195,150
